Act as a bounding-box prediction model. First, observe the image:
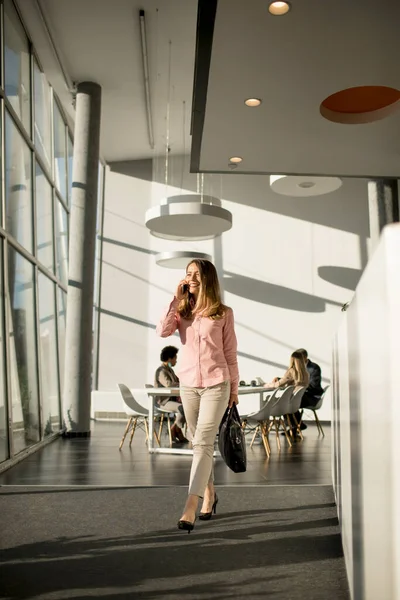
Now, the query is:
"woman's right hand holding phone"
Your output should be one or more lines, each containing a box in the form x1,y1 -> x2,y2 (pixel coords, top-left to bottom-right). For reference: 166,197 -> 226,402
175,279 -> 189,301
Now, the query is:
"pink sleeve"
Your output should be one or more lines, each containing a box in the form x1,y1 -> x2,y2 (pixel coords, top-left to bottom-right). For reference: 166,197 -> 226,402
156,298 -> 180,338
223,308 -> 239,394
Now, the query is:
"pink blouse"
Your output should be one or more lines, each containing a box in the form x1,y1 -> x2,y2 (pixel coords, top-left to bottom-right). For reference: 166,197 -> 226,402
156,298 -> 239,394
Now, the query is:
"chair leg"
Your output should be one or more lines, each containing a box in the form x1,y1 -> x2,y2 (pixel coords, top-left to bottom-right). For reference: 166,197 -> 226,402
292,413 -> 304,441
314,410 -> 325,436
153,417 -> 161,447
129,417 -> 138,446
167,415 -> 173,447
273,417 -> 281,451
119,417 -> 133,450
261,422 -> 271,457
143,417 -> 149,443
250,425 -> 259,448
281,418 -> 292,448
158,414 -> 164,442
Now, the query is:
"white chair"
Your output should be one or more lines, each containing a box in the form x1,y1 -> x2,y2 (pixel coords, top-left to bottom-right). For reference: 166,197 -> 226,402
266,386 -> 296,450
117,384 -> 160,450
241,388 -> 281,457
301,385 -> 329,436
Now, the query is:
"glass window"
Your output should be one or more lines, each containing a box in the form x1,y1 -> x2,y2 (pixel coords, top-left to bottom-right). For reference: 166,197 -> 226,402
57,287 -> 67,396
33,60 -> 52,169
35,164 -> 54,272
67,135 -> 73,205
0,241 -> 9,463
5,111 -> 33,252
8,248 -> 40,454
4,0 -> 31,133
53,102 -> 67,199
38,274 -> 60,435
55,199 -> 68,285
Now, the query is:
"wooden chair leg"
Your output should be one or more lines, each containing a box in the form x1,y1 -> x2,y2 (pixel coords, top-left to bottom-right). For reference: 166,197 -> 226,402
273,417 -> 281,450
314,410 -> 325,436
292,413 -> 304,441
129,417 -> 138,446
158,414 -> 164,442
250,425 -> 259,448
281,417 -> 292,447
119,417 -> 133,450
167,415 -> 173,447
261,423 -> 271,457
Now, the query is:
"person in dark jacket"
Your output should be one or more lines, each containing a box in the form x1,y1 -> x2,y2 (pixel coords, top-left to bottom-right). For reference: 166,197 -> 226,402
296,348 -> 324,402
154,346 -> 187,443
294,348 -> 324,430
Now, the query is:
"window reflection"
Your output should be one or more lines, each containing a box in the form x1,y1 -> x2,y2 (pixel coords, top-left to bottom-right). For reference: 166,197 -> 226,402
33,61 -> 52,169
0,241 -> 9,463
36,164 -> 54,271
53,103 -> 67,199
55,199 -> 68,286
38,274 -> 60,435
5,112 -> 33,252
8,248 -> 40,454
4,0 -> 31,133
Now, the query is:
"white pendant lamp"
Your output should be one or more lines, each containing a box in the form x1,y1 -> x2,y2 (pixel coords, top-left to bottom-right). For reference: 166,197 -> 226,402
145,40 -> 232,241
155,250 -> 212,269
145,194 -> 232,241
270,175 -> 342,196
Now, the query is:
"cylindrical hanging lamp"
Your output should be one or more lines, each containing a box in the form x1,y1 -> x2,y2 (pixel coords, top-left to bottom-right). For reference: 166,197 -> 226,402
145,194 -> 232,241
155,251 -> 212,268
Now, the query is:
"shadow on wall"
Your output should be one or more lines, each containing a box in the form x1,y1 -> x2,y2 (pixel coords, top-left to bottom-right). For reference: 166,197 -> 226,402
109,157 -> 370,243
318,266 -> 362,291
223,271 -> 343,313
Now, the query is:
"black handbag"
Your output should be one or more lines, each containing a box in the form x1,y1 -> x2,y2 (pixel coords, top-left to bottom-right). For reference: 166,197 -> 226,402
218,404 -> 247,473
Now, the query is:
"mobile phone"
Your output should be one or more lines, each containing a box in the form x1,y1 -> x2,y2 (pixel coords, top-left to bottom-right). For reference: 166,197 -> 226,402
181,284 -> 189,294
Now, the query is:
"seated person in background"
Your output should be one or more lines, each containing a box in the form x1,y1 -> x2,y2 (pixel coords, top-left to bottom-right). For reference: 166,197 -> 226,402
293,348 -> 324,430
263,350 -> 310,391
264,351 -> 310,433
296,348 -> 323,404
154,346 -> 188,443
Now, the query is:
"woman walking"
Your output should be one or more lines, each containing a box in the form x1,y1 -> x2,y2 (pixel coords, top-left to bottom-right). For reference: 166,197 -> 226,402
157,259 -> 239,532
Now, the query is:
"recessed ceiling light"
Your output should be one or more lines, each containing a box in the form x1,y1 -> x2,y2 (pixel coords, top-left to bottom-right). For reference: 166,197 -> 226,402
268,2 -> 291,16
298,181 -> 316,189
229,156 -> 243,164
245,98 -> 262,107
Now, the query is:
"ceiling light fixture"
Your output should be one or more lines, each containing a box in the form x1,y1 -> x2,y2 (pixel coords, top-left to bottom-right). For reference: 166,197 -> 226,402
229,156 -> 243,164
146,194 -> 232,241
268,2 -> 291,16
270,175 -> 342,196
155,251 -> 212,269
245,98 -> 262,107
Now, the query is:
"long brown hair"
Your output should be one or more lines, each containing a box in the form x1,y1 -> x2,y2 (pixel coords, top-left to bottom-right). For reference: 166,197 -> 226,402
177,259 -> 226,320
289,351 -> 309,385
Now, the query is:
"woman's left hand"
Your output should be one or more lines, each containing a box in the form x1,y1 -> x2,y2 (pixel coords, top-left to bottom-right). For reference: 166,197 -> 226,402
228,394 -> 239,407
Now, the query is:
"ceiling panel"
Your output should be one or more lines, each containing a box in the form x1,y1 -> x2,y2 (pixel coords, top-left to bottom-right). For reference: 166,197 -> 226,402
193,0 -> 400,177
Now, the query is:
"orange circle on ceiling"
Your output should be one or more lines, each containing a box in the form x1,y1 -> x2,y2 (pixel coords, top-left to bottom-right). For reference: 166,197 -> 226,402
320,86 -> 400,124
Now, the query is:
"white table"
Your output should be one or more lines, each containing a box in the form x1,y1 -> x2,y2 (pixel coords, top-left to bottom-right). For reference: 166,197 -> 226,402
144,385 -> 273,455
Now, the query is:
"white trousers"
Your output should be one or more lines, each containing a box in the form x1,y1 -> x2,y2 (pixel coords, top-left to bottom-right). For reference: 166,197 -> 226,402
161,401 -> 185,429
180,380 -> 230,497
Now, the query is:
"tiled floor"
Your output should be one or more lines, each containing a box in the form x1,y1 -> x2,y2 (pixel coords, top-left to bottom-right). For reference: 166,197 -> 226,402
0,419 -> 332,486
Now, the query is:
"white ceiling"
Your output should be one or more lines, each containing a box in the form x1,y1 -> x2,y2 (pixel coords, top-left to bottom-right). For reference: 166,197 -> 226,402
18,0 -> 198,162
197,0 -> 400,178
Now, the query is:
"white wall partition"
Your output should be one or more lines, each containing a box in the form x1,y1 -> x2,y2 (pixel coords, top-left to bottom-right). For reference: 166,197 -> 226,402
96,158 -> 370,420
332,223 -> 400,600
